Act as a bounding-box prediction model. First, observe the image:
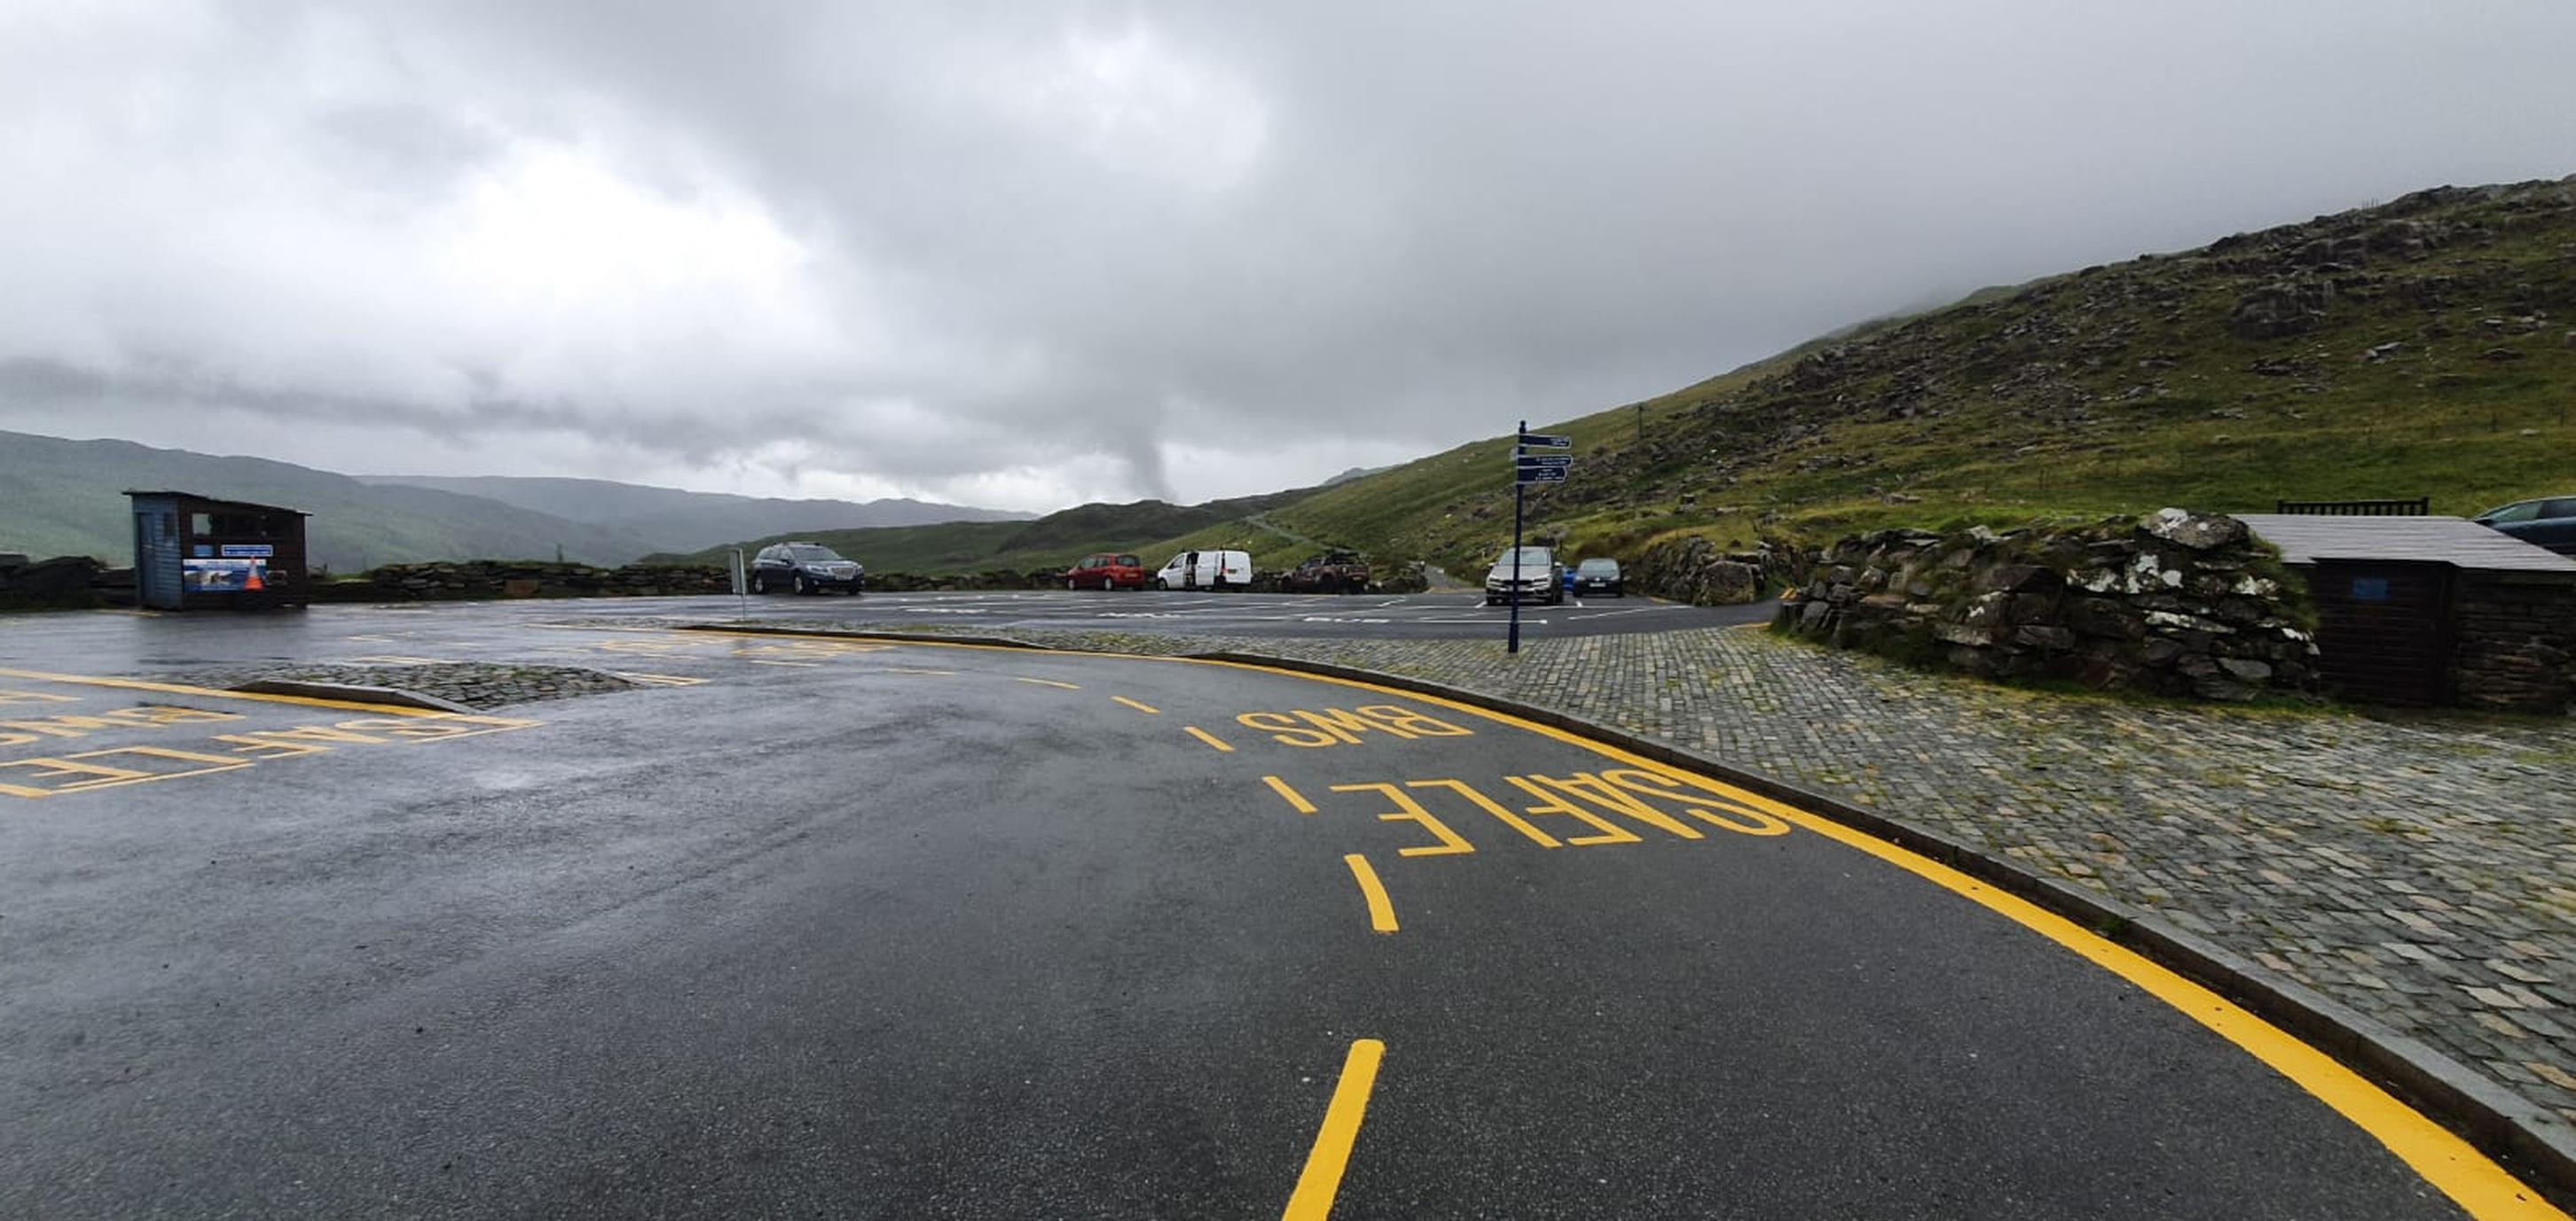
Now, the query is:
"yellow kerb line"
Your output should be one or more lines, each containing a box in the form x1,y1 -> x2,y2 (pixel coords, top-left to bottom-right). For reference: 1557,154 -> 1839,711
1342,854 -> 1397,933
0,668 -> 449,717
1281,1038 -> 1386,1221
1264,774 -> 1318,813
1182,726 -> 1235,753
1111,695 -> 1161,715
652,625 -> 2572,1219
1177,655 -> 2565,1221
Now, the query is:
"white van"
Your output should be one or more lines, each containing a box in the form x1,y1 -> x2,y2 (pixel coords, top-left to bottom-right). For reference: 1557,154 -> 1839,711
1154,549 -> 1253,591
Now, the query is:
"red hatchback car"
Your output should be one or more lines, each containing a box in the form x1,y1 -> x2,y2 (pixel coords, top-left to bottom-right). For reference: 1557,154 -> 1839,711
1064,552 -> 1147,590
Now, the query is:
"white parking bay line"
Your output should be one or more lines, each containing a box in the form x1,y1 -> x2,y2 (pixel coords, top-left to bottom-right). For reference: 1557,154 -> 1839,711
1565,607 -> 1668,621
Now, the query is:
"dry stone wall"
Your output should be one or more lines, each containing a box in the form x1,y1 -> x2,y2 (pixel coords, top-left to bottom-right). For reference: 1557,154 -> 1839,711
1774,509 -> 2321,702
2446,574 -> 2576,713
329,561 -> 734,601
1629,536 -> 1811,606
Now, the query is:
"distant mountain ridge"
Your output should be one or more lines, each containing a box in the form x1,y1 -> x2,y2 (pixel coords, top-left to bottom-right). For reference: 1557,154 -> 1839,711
0,432 -> 1030,569
359,474 -> 1029,552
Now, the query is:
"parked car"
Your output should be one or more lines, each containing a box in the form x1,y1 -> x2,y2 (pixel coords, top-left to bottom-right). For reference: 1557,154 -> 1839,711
1281,549 -> 1372,594
1155,549 -> 1253,591
1064,552 -> 1147,590
1484,546 -> 1562,605
2474,495 -> 2576,555
750,542 -> 864,594
1571,557 -> 1624,597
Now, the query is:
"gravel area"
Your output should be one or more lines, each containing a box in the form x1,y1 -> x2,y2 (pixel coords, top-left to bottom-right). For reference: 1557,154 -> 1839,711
749,615 -> 2576,1130
168,661 -> 638,708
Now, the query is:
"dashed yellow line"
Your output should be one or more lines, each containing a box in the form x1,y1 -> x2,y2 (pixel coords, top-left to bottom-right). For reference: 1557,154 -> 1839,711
1111,695 -> 1161,715
1014,677 -> 1082,690
1182,726 -> 1235,753
1263,774 -> 1317,814
655,624 -> 2576,1218
1341,854 -> 1397,934
1281,1037 -> 1387,1221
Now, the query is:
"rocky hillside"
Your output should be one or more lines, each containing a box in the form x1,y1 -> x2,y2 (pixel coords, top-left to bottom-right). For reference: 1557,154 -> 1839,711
1270,176 -> 2576,574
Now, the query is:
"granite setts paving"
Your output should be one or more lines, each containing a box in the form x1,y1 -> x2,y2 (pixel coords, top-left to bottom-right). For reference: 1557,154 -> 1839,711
770,616 -> 2576,1130
168,661 -> 637,708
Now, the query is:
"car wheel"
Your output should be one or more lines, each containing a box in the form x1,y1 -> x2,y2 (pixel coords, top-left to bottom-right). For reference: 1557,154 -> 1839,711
794,575 -> 812,595
750,574 -> 768,594
1155,578 -> 1168,591
1067,578 -> 1079,591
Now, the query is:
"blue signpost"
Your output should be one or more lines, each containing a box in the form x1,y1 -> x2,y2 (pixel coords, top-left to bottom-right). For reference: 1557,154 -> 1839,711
1507,425 -> 1574,654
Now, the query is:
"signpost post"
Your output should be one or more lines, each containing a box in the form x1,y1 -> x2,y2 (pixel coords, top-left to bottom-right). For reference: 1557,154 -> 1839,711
1507,423 -> 1574,654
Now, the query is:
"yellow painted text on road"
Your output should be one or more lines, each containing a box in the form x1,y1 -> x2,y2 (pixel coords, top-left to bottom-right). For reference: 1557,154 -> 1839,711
0,706 -> 244,747
1299,770 -> 1793,857
1233,704 -> 1473,748
1328,782 -> 1473,857
0,714 -> 545,799
0,689 -> 82,708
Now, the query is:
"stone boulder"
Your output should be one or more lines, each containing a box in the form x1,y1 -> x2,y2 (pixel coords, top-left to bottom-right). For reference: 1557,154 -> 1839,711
2227,278 -> 2334,339
2142,506 -> 2250,551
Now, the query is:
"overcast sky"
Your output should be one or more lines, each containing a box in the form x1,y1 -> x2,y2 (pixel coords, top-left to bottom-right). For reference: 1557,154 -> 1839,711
2,2 -> 2572,512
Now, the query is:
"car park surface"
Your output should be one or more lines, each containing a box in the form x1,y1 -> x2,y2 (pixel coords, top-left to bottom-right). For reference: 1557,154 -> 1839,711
0,604 -> 2547,1219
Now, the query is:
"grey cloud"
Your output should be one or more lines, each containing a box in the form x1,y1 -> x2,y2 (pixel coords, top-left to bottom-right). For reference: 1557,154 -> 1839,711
2,2 -> 2572,508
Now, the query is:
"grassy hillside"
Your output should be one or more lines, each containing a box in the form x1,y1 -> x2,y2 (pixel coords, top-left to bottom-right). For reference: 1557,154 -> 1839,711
0,432 -> 660,569
657,489 -> 1317,574
1268,176 -> 2576,572
361,475 -> 1028,551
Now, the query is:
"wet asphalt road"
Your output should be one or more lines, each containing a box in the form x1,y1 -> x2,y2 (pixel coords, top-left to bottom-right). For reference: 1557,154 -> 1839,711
0,614 -> 2520,1217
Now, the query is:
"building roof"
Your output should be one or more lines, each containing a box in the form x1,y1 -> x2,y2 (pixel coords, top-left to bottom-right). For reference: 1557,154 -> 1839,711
2236,513 -> 2576,575
122,489 -> 310,516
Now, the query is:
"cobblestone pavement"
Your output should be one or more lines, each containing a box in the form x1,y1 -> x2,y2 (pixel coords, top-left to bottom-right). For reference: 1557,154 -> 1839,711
168,661 -> 638,708
758,615 -> 2576,1130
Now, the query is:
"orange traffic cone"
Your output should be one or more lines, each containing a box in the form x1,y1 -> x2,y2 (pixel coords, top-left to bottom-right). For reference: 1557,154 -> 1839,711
243,564 -> 265,591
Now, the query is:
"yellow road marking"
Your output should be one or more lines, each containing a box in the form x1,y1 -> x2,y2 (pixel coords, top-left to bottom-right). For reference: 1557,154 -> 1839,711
1188,659 -> 2564,1221
1182,725 -> 1235,753
606,671 -> 711,687
1111,695 -> 1161,715
1342,854 -> 1398,933
0,668 -> 448,716
662,624 -> 2576,1218
1264,774 -> 1317,814
1282,1037 -> 1386,1221
748,659 -> 821,668
882,667 -> 960,677
1014,677 -> 1081,690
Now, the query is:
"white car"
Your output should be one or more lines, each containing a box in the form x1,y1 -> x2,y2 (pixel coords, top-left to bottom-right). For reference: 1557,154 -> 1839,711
1485,546 -> 1562,605
1155,549 -> 1252,591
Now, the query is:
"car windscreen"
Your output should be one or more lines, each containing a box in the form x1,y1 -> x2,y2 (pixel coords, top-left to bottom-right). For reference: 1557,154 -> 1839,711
1117,554 -> 1140,566
1578,559 -> 1619,574
787,546 -> 843,561
1499,548 -> 1551,566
